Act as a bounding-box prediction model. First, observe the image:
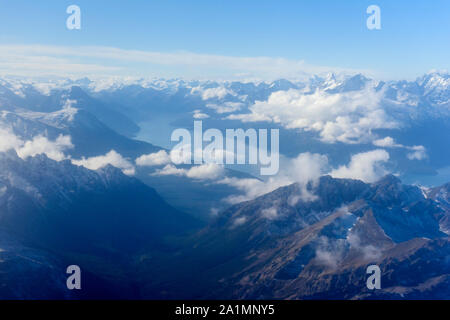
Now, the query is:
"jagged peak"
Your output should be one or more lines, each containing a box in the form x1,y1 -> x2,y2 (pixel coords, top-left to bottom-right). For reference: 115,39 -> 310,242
372,174 -> 402,186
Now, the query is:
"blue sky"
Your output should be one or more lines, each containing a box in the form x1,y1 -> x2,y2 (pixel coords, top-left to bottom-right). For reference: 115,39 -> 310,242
0,0 -> 448,79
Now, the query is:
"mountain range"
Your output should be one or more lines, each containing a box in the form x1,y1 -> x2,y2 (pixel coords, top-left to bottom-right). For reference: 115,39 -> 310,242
0,72 -> 449,299
137,175 -> 449,299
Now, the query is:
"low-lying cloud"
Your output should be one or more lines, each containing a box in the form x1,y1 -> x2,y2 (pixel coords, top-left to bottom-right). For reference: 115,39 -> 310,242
153,149 -> 391,204
16,135 -> 73,161
0,127 -> 73,162
373,136 -> 427,161
135,150 -> 171,166
218,152 -> 328,204
330,149 -> 390,183
153,163 -> 225,180
0,44 -> 366,80
228,87 -> 397,144
0,127 -> 23,152
72,150 -> 135,175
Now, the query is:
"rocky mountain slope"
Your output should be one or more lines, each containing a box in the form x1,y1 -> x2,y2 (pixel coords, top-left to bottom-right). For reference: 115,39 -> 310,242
0,151 -> 199,252
0,151 -> 201,298
138,175 -> 449,299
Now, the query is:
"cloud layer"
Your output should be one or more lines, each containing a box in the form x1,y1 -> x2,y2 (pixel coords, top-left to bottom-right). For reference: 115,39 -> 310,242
135,150 -> 171,166
154,163 -> 225,180
0,128 -> 23,152
373,136 -> 427,160
72,150 -> 135,175
16,135 -> 73,161
0,44 -> 366,80
330,149 -> 390,183
0,127 -> 73,162
229,88 -> 397,144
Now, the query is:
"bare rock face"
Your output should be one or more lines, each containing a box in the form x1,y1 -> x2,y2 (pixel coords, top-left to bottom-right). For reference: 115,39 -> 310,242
0,151 -> 199,253
0,151 -> 201,299
139,175 -> 449,299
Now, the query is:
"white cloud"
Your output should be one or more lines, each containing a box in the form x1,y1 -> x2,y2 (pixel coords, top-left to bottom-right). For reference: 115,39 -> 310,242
210,207 -> 220,217
217,177 -> 285,204
153,164 -> 185,176
315,248 -> 341,269
61,99 -> 78,121
186,163 -> 224,179
169,143 -> 193,165
218,152 -> 328,204
193,110 -> 210,119
0,45 -> 121,77
0,124 -> 141,176
285,152 -> 329,203
192,86 -> 233,100
72,150 -> 135,175
288,152 -> 329,187
314,236 -> 345,269
330,149 -> 390,183
135,150 -> 171,166
232,216 -> 247,228
153,163 -> 225,180
206,102 -> 244,114
261,206 -> 278,220
219,150 -> 390,205
0,127 -> 23,152
407,145 -> 427,160
0,125 -> 73,161
373,137 -> 427,160
0,44 -> 368,80
372,136 -> 400,148
16,134 -> 73,161
228,88 -> 396,144
347,233 -> 381,261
